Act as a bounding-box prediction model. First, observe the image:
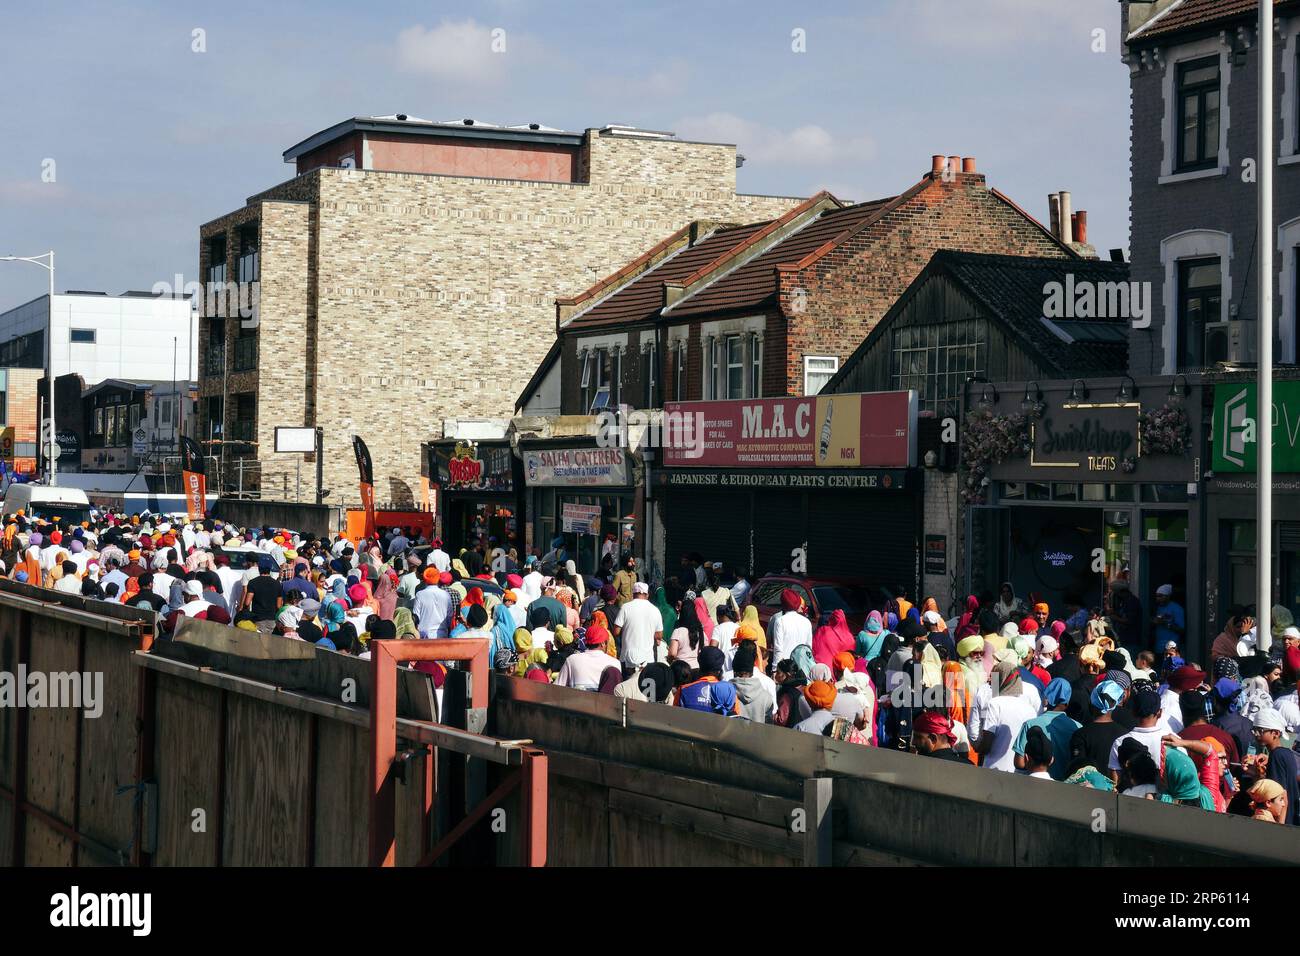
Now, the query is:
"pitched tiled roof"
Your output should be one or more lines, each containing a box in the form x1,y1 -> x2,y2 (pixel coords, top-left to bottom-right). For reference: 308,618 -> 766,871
563,220 -> 774,330
938,252 -> 1130,375
661,193 -> 902,318
1130,0 -> 1300,42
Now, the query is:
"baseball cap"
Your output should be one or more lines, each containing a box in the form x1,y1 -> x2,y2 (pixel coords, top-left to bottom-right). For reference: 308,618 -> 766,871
632,581 -> 649,595
1253,708 -> 1287,732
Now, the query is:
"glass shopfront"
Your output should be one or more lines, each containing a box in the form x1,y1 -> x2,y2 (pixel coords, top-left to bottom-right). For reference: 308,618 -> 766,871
520,444 -> 636,576
973,378 -> 1203,656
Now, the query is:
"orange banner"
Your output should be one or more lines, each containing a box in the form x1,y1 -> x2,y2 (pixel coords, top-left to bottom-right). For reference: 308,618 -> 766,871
359,480 -> 376,541
184,471 -> 207,520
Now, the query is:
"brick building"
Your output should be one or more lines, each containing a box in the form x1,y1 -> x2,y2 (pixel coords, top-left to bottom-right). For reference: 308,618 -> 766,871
512,156 -> 1083,585
196,115 -> 801,505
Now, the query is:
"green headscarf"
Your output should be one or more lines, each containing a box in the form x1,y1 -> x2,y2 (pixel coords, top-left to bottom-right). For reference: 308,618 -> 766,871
1158,747 -> 1216,810
1065,765 -> 1115,791
654,587 -> 677,637
791,644 -> 815,681
392,606 -> 418,638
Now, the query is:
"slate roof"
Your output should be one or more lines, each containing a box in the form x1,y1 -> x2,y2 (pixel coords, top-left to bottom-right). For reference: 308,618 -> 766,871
826,251 -> 1131,391
935,251 -> 1130,375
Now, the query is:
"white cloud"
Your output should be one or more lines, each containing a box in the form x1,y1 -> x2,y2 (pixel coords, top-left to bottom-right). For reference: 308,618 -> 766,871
394,19 -> 510,83
673,112 -> 874,167
866,0 -> 1111,51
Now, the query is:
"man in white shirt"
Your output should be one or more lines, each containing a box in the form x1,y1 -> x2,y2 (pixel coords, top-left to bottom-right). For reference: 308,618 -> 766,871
613,582 -> 664,672
412,579 -> 453,638
1108,688 -> 1170,772
769,589 -> 812,664
177,579 -> 213,618
971,662 -> 1037,772
428,539 -> 451,573
521,560 -> 544,601
556,625 -> 618,690
712,604 -> 740,676
215,555 -> 245,612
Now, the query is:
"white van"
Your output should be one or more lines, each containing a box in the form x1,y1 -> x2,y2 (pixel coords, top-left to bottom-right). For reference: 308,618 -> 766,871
2,484 -> 93,526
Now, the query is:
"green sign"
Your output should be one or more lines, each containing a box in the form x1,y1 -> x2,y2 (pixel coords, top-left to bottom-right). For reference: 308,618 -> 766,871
1212,382 -> 1300,473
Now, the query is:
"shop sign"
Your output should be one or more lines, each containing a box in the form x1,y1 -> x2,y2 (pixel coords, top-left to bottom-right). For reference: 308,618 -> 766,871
433,441 -> 514,492
561,503 -> 602,535
662,391 -> 915,469
1212,381 -> 1300,473
665,469 -> 907,490
1030,403 -> 1139,472
524,446 -> 628,487
924,535 -> 946,576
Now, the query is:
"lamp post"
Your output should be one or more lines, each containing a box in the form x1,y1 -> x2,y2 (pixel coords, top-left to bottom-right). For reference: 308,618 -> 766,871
1258,0 -> 1274,652
0,251 -> 56,484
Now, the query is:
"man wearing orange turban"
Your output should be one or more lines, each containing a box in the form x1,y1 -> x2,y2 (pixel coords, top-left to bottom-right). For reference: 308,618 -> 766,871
795,680 -> 838,735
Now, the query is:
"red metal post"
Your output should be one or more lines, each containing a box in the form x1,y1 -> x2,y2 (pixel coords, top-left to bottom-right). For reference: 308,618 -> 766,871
368,638 -> 491,867
521,749 -> 548,868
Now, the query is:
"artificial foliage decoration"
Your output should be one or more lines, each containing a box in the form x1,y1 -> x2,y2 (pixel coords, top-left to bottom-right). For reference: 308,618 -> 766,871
1138,402 -> 1191,456
960,406 -> 1031,504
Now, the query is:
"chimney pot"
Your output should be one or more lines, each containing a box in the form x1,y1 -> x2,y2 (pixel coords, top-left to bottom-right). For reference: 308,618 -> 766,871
931,154 -> 945,174
1075,210 -> 1089,245
1059,191 -> 1074,244
962,156 -> 976,173
1048,194 -> 1062,241
948,156 -> 961,177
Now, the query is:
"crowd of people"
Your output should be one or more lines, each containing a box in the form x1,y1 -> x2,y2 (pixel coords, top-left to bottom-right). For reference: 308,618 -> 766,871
5,506 -> 1297,827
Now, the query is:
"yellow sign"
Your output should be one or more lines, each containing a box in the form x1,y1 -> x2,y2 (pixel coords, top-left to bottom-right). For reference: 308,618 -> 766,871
814,396 -> 862,467
0,427 -> 13,461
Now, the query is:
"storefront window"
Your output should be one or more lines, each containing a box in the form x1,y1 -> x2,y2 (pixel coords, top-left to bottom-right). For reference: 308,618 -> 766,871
556,493 -> 635,576
1142,483 -> 1189,503
1026,482 -> 1051,501
1053,483 -> 1079,501
1143,513 -> 1189,543
999,481 -> 1024,500
1082,483 -> 1106,502
1108,484 -> 1135,502
1103,510 -> 1133,587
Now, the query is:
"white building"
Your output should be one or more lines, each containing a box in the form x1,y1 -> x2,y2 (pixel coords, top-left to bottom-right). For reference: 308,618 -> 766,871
0,291 -> 197,385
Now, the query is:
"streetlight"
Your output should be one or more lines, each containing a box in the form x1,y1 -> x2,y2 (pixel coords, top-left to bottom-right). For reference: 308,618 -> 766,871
1258,0 -> 1275,652
0,251 -> 56,484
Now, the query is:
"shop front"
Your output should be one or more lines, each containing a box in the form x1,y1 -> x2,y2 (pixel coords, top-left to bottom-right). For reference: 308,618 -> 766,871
658,391 -> 920,587
970,377 -> 1205,656
520,443 -> 636,576
1205,376 -> 1300,636
427,439 -> 522,554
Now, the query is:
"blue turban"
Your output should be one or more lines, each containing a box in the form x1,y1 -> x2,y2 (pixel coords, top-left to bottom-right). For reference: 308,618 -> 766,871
1090,679 -> 1125,715
1043,677 -> 1072,707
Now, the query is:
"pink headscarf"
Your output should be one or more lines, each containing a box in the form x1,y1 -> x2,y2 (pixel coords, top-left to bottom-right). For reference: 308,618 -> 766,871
694,597 -> 714,640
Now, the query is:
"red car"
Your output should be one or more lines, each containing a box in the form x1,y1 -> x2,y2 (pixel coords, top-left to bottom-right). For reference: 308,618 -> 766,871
741,575 -> 887,635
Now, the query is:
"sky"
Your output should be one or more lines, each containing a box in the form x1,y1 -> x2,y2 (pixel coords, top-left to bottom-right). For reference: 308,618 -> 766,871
0,0 -> 1131,312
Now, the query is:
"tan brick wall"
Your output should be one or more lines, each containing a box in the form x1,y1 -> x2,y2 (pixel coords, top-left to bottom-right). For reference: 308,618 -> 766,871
202,132 -> 800,505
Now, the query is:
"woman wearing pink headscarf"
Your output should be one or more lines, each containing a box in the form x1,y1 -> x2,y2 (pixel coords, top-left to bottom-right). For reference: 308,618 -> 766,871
694,597 -> 714,643
954,595 -> 981,640
812,609 -> 856,668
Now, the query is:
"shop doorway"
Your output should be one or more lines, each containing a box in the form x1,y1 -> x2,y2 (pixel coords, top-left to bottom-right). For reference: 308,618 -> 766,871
443,499 -> 517,555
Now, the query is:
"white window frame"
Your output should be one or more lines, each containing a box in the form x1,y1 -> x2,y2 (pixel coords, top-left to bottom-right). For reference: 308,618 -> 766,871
1159,229 -> 1233,374
803,355 -> 839,396
723,334 -> 745,399
93,407 -> 104,436
1159,36 -> 1231,184
1279,216 -> 1300,363
750,332 -> 763,398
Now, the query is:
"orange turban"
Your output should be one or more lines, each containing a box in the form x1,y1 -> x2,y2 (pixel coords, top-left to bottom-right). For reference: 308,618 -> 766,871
423,567 -> 439,585
1033,602 -> 1049,614
832,651 -> 855,679
804,680 -> 837,710
734,620 -> 766,648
